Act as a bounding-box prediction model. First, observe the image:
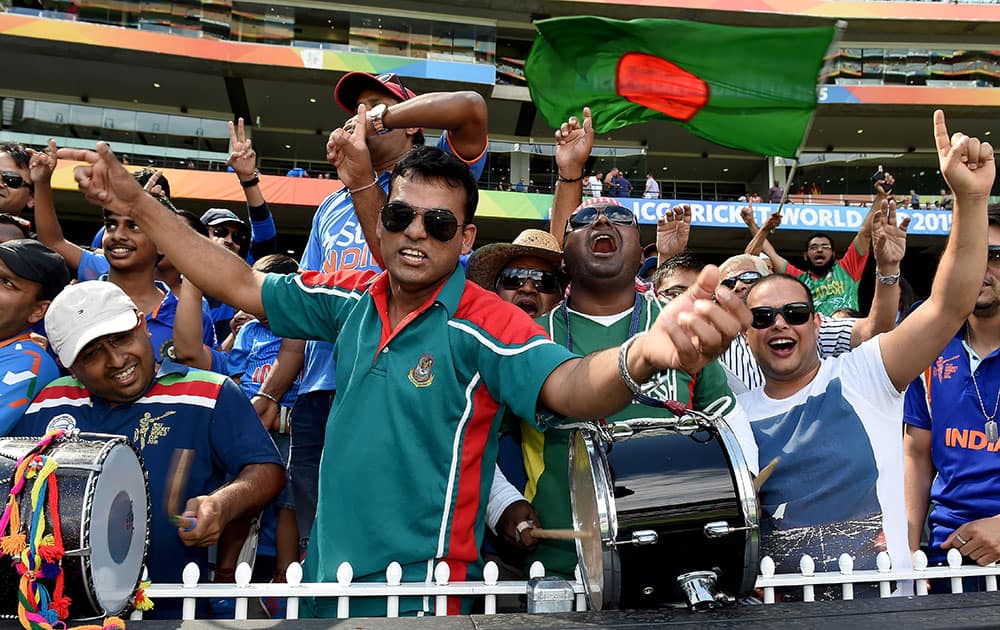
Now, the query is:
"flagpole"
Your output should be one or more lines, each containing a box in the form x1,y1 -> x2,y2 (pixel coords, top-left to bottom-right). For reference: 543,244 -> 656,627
776,19 -> 847,213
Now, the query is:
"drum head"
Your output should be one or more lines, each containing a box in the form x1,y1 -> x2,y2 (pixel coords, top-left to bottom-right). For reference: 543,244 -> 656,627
568,430 -> 615,611
84,441 -> 149,616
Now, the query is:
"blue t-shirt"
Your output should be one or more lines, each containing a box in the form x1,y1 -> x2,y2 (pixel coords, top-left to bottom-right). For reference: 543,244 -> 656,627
226,320 -> 301,407
0,331 -> 60,436
11,360 -> 284,617
300,132 -> 487,394
903,328 -> 1000,563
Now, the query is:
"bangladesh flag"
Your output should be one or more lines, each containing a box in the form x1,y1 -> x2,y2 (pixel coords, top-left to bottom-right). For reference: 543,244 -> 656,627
525,16 -> 837,157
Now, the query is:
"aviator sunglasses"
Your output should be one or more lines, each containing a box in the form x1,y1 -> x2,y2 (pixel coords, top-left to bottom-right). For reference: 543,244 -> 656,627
720,271 -> 763,290
750,302 -> 813,329
380,201 -> 461,242
566,203 -> 636,231
0,171 -> 32,192
496,267 -> 559,294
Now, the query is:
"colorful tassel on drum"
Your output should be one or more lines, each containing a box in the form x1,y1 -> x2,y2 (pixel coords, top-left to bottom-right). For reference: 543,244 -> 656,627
132,580 -> 153,612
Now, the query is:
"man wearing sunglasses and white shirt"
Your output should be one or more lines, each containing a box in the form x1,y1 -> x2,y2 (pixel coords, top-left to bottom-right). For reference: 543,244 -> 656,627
715,222 -> 903,394
57,140 -> 750,617
0,143 -> 35,217
739,111 -> 994,593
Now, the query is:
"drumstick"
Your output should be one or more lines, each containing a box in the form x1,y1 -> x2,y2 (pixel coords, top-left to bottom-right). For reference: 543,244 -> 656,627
754,456 -> 780,492
528,527 -> 591,540
166,449 -> 197,532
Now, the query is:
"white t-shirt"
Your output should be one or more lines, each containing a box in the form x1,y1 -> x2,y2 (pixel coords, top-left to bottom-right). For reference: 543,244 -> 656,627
738,337 -> 909,577
587,175 -> 603,197
644,178 -> 660,198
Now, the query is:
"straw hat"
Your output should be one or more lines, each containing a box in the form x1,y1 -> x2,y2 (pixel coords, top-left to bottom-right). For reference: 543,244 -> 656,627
466,229 -> 563,290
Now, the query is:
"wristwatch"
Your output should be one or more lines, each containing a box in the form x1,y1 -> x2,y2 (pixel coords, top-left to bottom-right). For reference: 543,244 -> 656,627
369,104 -> 391,135
875,268 -> 900,285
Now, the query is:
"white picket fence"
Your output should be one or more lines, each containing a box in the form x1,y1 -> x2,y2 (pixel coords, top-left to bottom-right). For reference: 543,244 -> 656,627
132,548 -> 999,620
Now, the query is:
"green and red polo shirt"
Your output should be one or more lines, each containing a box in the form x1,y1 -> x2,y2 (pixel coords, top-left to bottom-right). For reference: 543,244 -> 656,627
784,242 -> 869,316
262,264 -> 576,617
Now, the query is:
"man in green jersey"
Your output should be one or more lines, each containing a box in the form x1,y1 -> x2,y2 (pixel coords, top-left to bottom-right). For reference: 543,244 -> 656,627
517,109 -> 756,578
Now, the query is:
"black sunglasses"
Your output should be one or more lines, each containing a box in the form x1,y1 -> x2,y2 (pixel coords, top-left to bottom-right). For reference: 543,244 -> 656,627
566,203 -> 636,231
750,302 -> 813,329
496,267 -> 559,294
989,245 -> 1000,264
721,271 -> 763,290
211,225 -> 246,243
381,201 -> 461,242
0,171 -> 32,192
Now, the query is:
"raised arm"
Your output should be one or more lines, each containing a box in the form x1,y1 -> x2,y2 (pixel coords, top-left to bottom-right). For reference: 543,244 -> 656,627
741,205 -> 790,271
58,143 -> 267,317
548,107 -> 593,240
850,197 -> 907,347
27,140 -> 84,270
880,110 -> 994,391
744,210 -> 781,257
540,266 -> 750,418
228,118 -> 277,260
172,278 -> 215,370
852,197 -> 880,257
656,204 -> 692,264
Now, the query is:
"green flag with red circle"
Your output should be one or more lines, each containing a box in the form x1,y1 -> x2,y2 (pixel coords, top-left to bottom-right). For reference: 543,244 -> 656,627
525,16 -> 837,157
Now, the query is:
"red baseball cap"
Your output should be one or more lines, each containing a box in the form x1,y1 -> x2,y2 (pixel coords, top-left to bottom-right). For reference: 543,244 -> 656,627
333,72 -> 417,113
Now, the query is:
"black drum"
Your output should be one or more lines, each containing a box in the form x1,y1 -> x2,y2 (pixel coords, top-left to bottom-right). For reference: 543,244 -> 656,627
0,434 -> 150,620
569,413 -> 759,610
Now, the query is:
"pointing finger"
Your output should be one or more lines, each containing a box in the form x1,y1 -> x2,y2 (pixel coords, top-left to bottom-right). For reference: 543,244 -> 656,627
933,109 -> 950,159
354,103 -> 368,141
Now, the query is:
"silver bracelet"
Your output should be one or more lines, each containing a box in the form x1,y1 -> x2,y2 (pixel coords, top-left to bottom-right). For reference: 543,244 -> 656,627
617,333 -> 645,395
253,391 -> 280,405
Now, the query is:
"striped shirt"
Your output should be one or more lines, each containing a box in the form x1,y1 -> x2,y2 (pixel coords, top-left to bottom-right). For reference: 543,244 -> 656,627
11,360 -> 282,616
721,315 -> 858,393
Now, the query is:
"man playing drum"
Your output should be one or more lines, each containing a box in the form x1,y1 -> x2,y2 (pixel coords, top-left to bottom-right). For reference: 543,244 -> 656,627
518,108 -> 755,582
11,281 -> 285,618
54,139 -> 749,617
740,111 -> 993,584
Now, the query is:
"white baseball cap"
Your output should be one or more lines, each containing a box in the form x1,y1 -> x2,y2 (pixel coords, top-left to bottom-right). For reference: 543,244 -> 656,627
45,281 -> 141,367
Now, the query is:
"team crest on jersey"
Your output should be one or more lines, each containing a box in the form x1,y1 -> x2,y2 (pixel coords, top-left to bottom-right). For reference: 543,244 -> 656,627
160,339 -> 177,361
408,354 -> 435,388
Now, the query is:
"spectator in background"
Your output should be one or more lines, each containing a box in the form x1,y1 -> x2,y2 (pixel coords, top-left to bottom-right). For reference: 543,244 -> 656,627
497,176 -> 509,192
201,119 -> 278,340
650,253 -> 706,302
643,173 -> 660,199
466,229 -> 564,319
941,187 -> 954,210
287,166 -> 308,177
608,168 -> 632,197
513,177 -> 527,192
0,143 -> 35,217
769,180 -> 784,203
587,172 -> 603,197
0,239 -> 69,435
910,189 -> 921,210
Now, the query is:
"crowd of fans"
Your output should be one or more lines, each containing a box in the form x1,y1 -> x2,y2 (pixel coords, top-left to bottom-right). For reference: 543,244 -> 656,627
0,72 -> 993,622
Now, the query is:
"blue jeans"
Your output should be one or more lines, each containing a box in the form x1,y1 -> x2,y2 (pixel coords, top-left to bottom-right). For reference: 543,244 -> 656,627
289,390 -> 334,554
